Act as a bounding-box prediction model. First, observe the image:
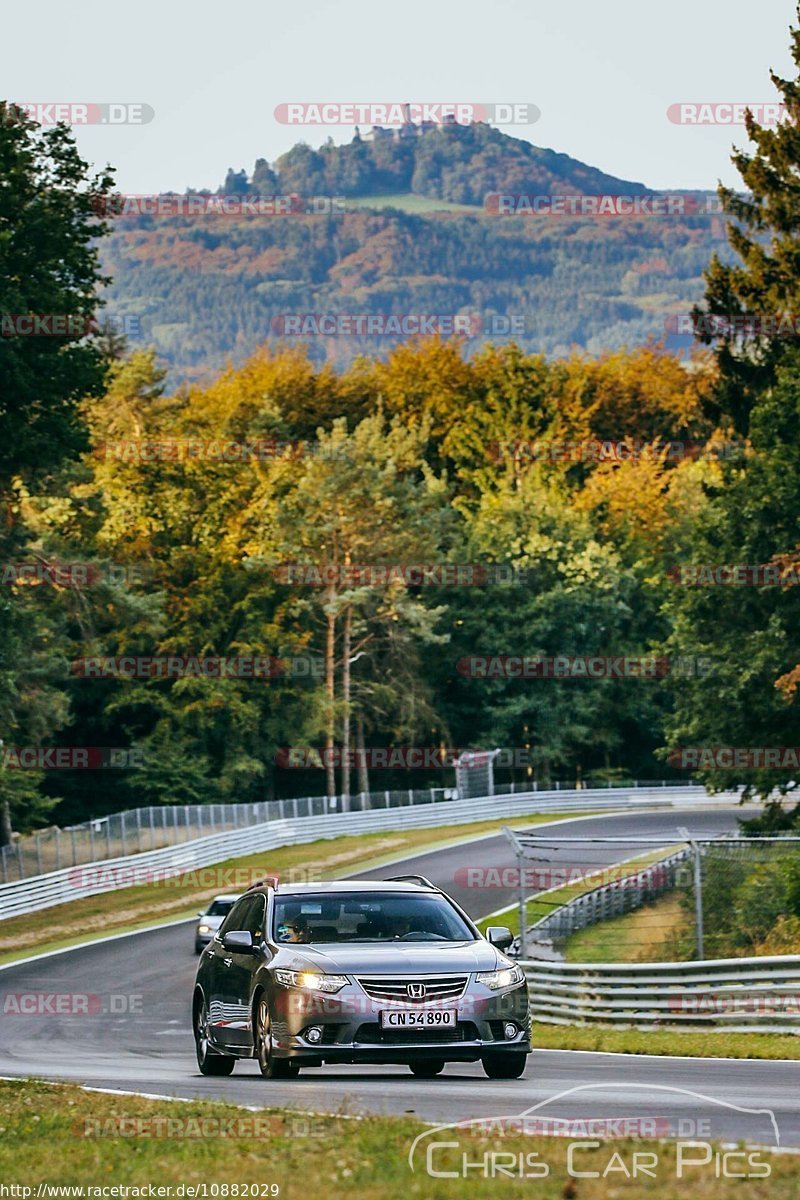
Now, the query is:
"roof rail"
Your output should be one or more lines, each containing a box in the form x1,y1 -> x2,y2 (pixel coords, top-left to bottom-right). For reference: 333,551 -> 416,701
245,875 -> 279,892
385,874 -> 438,890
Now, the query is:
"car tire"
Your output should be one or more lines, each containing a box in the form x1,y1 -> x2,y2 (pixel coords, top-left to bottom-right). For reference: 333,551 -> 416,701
194,942 -> 203,955
409,1059 -> 445,1078
254,995 -> 299,1079
481,1052 -> 527,1080
194,996 -> 236,1076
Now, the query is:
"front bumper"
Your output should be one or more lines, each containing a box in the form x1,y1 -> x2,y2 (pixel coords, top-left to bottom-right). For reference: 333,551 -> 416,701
268,979 -> 531,1063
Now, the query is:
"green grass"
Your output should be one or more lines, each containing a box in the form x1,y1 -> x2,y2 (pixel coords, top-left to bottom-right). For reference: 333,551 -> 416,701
0,1078 -> 793,1197
477,845 -> 684,937
345,192 -> 480,214
564,890 -> 686,962
0,811 -> 601,966
535,1024 -> 799,1059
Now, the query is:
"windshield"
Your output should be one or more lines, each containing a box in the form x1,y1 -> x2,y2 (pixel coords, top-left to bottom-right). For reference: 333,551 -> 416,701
273,892 -> 475,944
206,900 -> 236,916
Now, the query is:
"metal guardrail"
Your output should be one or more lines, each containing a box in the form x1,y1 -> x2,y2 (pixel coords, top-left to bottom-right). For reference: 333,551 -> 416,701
0,777 -> 694,883
0,789 -> 437,883
522,954 -> 800,1032
0,785 -> 717,920
524,849 -> 692,948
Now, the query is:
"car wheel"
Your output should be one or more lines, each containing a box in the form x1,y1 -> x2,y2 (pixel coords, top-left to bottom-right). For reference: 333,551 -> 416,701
409,1059 -> 445,1078
194,942 -> 203,955
254,995 -> 299,1079
194,996 -> 235,1076
481,1051 -> 527,1080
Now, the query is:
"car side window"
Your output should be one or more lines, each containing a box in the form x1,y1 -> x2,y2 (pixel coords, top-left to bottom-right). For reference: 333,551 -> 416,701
246,895 -> 266,941
218,896 -> 255,939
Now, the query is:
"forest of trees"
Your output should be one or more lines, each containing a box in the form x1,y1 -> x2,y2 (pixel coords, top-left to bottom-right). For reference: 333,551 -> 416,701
98,123 -> 731,381
3,15 -> 800,841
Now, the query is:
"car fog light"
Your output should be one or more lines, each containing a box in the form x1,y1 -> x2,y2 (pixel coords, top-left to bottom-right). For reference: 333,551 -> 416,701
305,1025 -> 323,1043
503,1022 -> 518,1039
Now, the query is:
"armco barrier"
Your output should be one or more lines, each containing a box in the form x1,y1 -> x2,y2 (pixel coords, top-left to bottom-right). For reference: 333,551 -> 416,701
526,848 -> 693,946
0,778 -> 698,882
0,785 -> 730,920
523,955 -> 800,1032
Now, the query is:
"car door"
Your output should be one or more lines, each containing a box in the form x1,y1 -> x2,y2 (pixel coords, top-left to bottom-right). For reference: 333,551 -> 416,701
207,895 -> 261,1051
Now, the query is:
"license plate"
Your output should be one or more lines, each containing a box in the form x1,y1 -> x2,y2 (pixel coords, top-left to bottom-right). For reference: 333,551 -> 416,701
379,1008 -> 457,1029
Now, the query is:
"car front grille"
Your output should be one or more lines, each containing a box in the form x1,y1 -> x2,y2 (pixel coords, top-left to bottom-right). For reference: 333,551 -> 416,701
357,975 -> 468,1002
354,1021 -> 479,1045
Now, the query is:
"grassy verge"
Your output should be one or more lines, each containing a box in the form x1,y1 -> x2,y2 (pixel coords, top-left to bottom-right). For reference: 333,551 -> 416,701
0,1078 -> 792,1197
564,890 -> 686,962
534,1024 -> 799,1059
0,811 -> 600,966
477,845 -> 684,937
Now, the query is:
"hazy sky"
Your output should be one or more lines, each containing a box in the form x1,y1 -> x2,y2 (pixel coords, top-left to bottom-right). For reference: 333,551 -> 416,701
4,0 -> 797,193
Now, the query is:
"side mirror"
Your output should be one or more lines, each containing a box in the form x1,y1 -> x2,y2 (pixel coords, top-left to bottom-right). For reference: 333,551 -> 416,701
222,930 -> 255,953
485,925 -> 514,951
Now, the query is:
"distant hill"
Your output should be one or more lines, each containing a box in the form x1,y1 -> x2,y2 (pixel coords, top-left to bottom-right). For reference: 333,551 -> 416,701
266,121 -> 651,205
101,124 -> 730,381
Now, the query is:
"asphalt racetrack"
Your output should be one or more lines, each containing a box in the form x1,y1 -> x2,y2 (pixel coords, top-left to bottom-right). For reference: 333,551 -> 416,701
1,807 -> 797,1147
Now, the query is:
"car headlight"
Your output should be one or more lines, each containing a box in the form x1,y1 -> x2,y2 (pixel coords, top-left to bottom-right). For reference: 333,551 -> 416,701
274,969 -> 348,993
198,925 -> 211,934
475,965 -> 525,990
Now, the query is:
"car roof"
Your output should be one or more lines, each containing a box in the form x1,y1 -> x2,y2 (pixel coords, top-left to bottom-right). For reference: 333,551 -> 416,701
251,880 -> 438,896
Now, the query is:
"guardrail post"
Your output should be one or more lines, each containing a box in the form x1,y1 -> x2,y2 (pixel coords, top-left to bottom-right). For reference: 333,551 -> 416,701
692,840 -> 705,959
120,813 -> 127,856
55,827 -> 62,869
1,845 -> 6,884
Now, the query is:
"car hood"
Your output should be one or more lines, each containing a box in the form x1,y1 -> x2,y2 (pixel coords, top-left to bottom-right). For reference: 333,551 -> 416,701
276,940 -> 504,974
